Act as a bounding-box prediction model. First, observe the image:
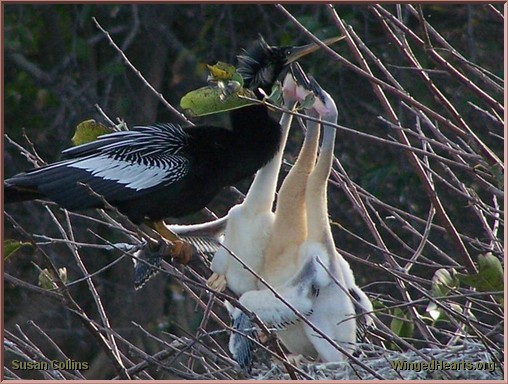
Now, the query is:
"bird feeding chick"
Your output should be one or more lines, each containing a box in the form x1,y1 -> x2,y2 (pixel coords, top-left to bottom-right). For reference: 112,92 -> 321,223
4,37 -> 337,263
228,67 -> 373,371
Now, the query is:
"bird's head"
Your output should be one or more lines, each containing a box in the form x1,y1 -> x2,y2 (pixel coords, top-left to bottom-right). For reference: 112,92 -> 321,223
237,35 -> 343,97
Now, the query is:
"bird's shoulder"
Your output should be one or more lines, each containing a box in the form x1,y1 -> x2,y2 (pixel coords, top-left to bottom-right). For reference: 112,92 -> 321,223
183,124 -> 237,154
184,124 -> 234,140
61,123 -> 189,160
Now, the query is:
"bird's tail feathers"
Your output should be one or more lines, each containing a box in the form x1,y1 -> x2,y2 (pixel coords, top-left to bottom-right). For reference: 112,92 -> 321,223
133,247 -> 162,290
228,308 -> 256,373
4,183 -> 43,203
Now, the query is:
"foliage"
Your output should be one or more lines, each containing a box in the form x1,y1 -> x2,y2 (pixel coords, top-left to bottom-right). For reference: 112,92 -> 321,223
71,120 -> 112,146
179,62 -> 256,117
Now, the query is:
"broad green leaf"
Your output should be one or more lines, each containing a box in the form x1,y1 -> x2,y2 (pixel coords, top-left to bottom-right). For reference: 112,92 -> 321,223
180,86 -> 256,117
427,268 -> 458,323
38,268 -> 57,290
390,308 -> 414,341
457,253 -> 504,293
426,302 -> 463,323
4,240 -> 31,260
426,301 -> 441,322
71,120 -> 112,146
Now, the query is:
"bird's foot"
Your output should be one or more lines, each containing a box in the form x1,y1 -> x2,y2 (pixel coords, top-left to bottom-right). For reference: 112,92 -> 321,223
169,239 -> 194,265
207,272 -> 228,292
152,220 -> 194,265
153,220 -> 180,241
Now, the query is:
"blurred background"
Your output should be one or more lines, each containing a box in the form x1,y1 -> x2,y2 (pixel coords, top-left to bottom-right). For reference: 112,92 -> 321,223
3,4 -> 504,380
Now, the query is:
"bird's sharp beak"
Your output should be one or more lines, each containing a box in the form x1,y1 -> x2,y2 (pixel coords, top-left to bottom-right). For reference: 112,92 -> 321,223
285,35 -> 345,64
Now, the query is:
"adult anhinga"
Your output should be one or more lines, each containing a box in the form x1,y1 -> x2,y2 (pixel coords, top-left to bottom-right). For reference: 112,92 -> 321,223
4,37 -> 333,248
229,71 -> 372,368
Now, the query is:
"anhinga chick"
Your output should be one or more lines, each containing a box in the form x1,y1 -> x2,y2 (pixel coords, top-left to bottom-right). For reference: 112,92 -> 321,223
207,37 -> 342,294
229,69 -> 372,369
207,74 -> 297,296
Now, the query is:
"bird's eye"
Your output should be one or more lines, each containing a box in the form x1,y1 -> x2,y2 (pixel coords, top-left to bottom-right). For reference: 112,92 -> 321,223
285,49 -> 292,56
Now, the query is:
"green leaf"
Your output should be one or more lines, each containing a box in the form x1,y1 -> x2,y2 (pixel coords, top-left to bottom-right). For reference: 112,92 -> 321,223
265,81 -> 283,107
457,253 -> 504,293
300,92 -> 316,110
4,240 -> 31,260
71,119 -> 112,146
426,301 -> 441,322
431,268 -> 459,297
390,308 -> 414,342
426,268 -> 460,323
180,60 -> 259,116
38,268 -> 56,290
38,267 -> 67,290
180,86 -> 256,117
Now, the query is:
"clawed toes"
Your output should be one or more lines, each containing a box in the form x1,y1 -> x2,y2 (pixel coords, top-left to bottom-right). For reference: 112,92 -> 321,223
207,272 -> 227,292
171,240 -> 194,265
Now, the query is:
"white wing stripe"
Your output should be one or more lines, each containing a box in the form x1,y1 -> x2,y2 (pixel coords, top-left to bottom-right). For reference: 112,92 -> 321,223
68,155 -> 180,191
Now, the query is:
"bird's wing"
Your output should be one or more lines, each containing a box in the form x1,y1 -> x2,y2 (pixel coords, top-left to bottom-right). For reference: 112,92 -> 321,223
228,256 -> 319,370
63,123 -> 191,197
132,218 -> 227,290
238,282 -> 314,330
11,124 -> 191,208
228,310 -> 256,372
169,216 -> 227,254
61,123 -> 188,160
237,255 -> 320,329
168,216 -> 228,237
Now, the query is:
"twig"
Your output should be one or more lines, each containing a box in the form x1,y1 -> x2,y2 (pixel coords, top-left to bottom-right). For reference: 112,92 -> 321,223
92,17 -> 191,125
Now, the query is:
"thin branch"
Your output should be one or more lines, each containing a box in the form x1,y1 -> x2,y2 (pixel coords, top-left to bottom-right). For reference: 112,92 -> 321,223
92,17 -> 191,125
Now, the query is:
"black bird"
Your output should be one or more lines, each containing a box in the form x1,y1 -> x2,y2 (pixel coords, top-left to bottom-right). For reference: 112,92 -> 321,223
4,37 -> 336,240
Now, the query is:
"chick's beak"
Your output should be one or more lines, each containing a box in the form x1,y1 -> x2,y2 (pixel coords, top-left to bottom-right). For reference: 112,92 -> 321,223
285,35 -> 345,64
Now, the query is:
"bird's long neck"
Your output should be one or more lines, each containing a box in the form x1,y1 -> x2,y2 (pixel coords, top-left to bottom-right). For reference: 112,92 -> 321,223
241,101 -> 296,211
271,111 -> 321,236
229,104 -> 273,135
305,108 -> 338,246
261,110 -> 321,280
225,104 -> 281,183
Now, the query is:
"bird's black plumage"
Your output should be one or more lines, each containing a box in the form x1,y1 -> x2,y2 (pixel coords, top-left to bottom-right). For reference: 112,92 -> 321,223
4,38 -> 302,223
